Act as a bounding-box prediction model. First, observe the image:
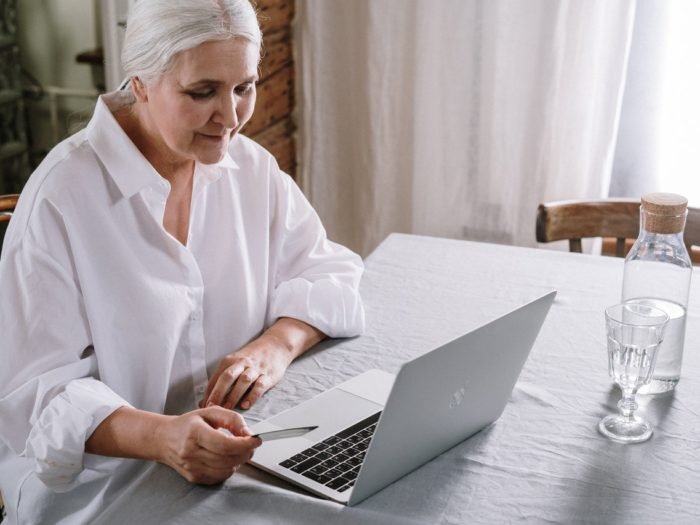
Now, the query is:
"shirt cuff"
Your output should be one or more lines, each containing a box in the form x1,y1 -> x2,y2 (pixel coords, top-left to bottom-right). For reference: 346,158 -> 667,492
25,378 -> 131,492
268,277 -> 366,338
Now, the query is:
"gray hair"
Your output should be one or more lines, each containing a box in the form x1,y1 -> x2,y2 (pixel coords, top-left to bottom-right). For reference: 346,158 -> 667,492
121,0 -> 262,84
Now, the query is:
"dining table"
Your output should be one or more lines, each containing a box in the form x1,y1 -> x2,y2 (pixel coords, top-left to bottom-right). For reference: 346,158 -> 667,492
94,233 -> 700,524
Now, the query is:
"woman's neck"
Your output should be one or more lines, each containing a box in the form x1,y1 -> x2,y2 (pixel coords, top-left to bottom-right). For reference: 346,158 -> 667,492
113,103 -> 194,184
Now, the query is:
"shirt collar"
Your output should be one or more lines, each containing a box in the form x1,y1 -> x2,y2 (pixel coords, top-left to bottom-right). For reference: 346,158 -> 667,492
217,151 -> 238,170
86,91 -> 239,199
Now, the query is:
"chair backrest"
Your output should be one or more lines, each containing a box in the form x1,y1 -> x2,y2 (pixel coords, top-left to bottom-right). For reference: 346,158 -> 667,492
0,194 -> 19,253
536,199 -> 700,258
0,194 -> 19,223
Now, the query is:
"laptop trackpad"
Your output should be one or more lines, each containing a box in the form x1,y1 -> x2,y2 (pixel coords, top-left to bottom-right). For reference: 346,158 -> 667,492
267,387 -> 383,438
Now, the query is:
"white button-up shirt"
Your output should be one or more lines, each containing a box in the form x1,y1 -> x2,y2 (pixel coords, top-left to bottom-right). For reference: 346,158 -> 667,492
0,92 -> 365,524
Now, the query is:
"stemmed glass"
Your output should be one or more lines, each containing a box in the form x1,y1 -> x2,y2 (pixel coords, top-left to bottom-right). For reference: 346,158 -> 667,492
598,301 -> 669,444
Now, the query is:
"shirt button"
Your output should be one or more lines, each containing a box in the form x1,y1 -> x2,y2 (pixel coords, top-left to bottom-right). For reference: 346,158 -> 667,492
195,384 -> 206,396
189,310 -> 201,321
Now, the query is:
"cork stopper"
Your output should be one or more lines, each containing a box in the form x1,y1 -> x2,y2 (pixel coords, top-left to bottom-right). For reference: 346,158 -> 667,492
641,193 -> 688,234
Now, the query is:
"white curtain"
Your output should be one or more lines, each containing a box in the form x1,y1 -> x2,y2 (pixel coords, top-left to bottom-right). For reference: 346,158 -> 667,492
610,0 -> 700,205
296,0 -> 637,256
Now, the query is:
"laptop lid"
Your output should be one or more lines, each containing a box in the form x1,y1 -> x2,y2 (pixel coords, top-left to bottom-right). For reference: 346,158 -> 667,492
348,290 -> 556,504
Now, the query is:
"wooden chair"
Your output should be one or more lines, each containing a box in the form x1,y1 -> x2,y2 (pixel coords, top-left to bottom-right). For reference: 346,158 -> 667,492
0,194 -> 19,222
536,199 -> 700,260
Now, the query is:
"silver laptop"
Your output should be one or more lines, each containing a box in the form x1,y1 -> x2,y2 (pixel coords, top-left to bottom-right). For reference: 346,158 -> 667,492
248,291 -> 556,505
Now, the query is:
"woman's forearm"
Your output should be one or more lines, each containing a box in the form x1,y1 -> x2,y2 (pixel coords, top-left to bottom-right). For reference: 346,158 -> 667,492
262,316 -> 327,360
85,406 -> 169,461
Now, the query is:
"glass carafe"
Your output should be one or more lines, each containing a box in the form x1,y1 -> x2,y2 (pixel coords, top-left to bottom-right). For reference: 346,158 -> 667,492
621,193 -> 692,394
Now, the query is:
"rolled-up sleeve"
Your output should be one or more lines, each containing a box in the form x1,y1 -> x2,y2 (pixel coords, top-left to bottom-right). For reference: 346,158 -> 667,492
0,201 -> 129,492
266,171 -> 365,337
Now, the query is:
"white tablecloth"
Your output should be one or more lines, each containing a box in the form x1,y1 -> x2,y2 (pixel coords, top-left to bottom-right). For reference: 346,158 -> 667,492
94,234 -> 700,524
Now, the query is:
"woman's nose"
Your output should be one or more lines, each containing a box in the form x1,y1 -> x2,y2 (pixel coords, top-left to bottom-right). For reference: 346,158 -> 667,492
215,94 -> 238,129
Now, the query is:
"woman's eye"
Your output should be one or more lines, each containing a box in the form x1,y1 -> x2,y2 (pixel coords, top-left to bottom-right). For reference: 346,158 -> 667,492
187,90 -> 215,100
235,83 -> 255,95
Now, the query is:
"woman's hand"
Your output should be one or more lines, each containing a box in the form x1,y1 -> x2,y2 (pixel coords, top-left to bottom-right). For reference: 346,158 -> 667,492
87,405 -> 261,485
201,318 -> 326,410
155,406 -> 261,484
201,331 -> 295,410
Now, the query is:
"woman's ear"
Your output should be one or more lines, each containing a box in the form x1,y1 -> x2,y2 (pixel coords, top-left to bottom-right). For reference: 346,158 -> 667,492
131,77 -> 148,102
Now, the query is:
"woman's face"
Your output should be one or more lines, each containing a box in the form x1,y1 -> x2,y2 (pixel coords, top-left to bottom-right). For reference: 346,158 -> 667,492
137,37 -> 259,166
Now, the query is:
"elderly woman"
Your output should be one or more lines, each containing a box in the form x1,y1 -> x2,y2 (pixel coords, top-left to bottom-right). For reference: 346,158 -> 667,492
0,1 -> 364,522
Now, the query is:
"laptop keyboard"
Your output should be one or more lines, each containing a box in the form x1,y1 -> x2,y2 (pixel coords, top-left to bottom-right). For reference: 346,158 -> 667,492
278,411 -> 382,493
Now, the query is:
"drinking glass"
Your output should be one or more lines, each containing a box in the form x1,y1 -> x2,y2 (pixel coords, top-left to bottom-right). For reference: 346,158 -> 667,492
598,301 -> 669,444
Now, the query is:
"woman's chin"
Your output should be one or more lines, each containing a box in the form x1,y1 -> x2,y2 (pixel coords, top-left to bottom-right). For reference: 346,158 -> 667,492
195,143 -> 229,165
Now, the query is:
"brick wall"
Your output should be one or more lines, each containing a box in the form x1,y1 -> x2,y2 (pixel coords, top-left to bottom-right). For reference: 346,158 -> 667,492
244,0 -> 296,177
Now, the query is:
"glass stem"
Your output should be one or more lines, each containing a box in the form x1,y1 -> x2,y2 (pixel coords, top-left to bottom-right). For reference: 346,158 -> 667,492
618,387 -> 638,421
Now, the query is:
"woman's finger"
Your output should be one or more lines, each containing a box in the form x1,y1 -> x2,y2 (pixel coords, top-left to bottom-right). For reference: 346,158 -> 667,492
240,374 -> 272,409
196,414 -> 260,456
194,447 -> 249,470
175,461 -> 238,485
198,406 -> 251,436
222,367 -> 259,409
202,356 -> 243,403
205,362 -> 247,407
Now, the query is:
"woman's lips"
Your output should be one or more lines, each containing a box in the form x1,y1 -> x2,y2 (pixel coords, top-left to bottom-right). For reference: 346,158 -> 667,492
199,133 -> 227,143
